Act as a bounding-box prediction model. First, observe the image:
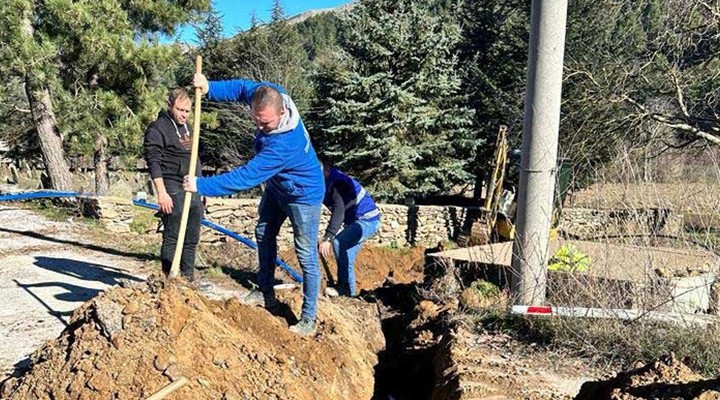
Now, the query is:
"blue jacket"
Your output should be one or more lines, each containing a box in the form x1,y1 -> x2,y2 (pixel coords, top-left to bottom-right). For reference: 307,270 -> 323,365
323,168 -> 380,239
195,79 -> 324,205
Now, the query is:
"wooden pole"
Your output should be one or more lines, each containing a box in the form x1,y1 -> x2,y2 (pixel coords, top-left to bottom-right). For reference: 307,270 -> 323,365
145,376 -> 189,400
169,55 -> 203,278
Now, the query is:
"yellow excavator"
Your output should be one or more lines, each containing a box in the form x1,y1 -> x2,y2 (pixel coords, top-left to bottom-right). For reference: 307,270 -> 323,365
458,125 -> 568,247
457,125 -> 516,246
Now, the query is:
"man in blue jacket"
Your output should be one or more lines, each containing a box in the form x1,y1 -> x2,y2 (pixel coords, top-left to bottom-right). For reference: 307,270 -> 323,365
319,162 -> 381,297
184,73 -> 324,336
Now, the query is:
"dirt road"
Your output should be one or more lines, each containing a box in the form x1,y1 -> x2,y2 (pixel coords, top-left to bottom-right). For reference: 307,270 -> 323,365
0,204 -> 151,376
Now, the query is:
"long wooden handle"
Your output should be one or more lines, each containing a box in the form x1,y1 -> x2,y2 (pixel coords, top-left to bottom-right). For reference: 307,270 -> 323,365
146,376 -> 189,400
169,55 -> 203,278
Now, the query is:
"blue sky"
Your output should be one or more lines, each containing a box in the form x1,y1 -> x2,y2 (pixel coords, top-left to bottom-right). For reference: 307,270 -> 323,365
170,0 -> 351,43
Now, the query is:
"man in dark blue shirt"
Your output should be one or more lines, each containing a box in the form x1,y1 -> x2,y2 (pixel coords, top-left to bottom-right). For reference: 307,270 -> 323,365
319,162 -> 381,297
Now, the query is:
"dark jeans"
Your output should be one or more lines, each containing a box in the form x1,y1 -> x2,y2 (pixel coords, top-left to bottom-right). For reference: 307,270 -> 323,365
160,181 -> 203,281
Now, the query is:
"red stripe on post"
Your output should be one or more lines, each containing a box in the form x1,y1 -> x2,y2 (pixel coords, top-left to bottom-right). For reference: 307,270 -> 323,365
526,306 -> 552,314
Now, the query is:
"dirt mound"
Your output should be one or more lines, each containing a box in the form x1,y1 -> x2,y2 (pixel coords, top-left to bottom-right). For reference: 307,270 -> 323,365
576,354 -> 720,399
1,278 -> 384,400
281,245 -> 425,292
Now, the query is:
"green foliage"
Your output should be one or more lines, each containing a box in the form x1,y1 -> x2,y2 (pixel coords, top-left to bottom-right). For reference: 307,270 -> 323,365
311,0 -> 478,201
0,77 -> 39,162
4,0 -> 718,200
548,244 -> 591,273
453,0 -> 529,180
0,0 -> 211,176
295,12 -> 343,60
469,280 -> 500,297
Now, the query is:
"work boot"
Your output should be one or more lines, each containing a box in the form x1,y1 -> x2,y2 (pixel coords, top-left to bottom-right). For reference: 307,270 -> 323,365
289,318 -> 316,336
242,289 -> 278,308
324,286 -> 340,298
335,283 -> 353,297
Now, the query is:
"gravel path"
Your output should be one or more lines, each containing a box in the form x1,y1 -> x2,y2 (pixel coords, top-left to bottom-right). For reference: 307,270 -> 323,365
0,204 -> 150,376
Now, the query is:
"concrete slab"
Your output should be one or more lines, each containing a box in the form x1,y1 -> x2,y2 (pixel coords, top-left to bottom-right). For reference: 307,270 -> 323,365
428,240 -> 719,283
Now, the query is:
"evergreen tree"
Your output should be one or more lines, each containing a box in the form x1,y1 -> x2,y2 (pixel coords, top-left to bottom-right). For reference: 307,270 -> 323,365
196,2 -> 225,74
0,0 -> 211,192
0,77 -> 38,163
454,0 -> 529,195
295,12 -> 342,60
312,0 -> 477,201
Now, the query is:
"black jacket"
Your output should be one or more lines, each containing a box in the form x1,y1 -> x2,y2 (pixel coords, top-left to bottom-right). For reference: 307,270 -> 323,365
144,111 -> 202,184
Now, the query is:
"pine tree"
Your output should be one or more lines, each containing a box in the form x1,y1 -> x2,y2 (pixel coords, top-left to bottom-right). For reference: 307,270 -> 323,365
312,0 -> 477,201
295,13 -> 342,60
0,0 -> 211,192
454,0 -> 529,196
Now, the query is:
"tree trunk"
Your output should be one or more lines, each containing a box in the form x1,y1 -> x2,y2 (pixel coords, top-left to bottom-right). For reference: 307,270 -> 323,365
94,134 -> 109,195
21,12 -> 72,191
24,75 -> 73,191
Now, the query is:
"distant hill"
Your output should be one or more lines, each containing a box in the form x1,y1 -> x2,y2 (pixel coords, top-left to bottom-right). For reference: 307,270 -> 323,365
286,2 -> 356,25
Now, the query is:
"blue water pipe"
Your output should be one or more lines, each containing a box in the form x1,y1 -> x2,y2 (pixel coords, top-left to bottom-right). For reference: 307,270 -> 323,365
0,190 -> 302,283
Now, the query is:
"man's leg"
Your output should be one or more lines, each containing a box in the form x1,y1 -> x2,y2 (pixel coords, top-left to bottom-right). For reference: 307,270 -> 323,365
254,192 -> 287,295
179,192 -> 203,281
332,219 -> 381,296
284,202 -> 322,324
159,188 -> 185,277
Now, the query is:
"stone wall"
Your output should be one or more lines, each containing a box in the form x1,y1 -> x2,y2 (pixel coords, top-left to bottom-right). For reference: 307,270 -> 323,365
201,198 -> 469,248
558,207 -> 683,239
80,197 -> 135,233
84,197 -> 684,248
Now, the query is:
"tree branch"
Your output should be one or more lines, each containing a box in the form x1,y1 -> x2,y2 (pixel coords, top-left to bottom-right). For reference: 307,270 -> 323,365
623,95 -> 720,146
669,70 -> 690,119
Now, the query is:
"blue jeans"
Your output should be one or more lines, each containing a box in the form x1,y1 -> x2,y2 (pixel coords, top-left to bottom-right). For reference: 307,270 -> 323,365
255,191 -> 322,321
333,218 -> 381,296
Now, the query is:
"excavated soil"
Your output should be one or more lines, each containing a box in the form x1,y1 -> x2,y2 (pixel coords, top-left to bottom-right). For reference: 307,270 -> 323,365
1,277 -> 384,400
281,245 -> 426,293
431,323 -> 594,400
576,354 -> 720,399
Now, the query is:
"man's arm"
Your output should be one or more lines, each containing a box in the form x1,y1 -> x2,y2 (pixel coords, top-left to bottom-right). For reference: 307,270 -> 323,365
323,186 -> 345,241
144,125 -> 164,181
151,177 -> 173,214
144,125 -> 173,214
194,73 -> 286,105
194,146 -> 286,197
207,79 -> 286,104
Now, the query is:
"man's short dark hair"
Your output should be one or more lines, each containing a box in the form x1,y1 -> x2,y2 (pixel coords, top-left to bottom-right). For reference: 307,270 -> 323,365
251,85 -> 284,113
168,87 -> 191,106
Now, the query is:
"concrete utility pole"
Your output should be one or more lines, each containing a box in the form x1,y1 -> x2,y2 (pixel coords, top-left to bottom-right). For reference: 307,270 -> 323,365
511,0 -> 568,305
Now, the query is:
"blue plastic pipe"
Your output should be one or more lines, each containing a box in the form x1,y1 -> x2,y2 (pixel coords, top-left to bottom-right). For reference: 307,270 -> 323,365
132,199 -> 303,283
0,190 -> 302,283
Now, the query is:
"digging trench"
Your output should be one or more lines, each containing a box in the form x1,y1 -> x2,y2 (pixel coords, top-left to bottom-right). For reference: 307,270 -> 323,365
370,253 -> 461,400
371,282 -> 439,399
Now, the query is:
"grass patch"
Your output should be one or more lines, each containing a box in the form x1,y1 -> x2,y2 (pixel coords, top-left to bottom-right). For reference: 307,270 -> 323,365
129,208 -> 158,235
22,199 -> 76,221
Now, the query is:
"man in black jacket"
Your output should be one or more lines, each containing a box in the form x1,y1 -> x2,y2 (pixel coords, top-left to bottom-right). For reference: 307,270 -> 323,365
144,88 -> 203,281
